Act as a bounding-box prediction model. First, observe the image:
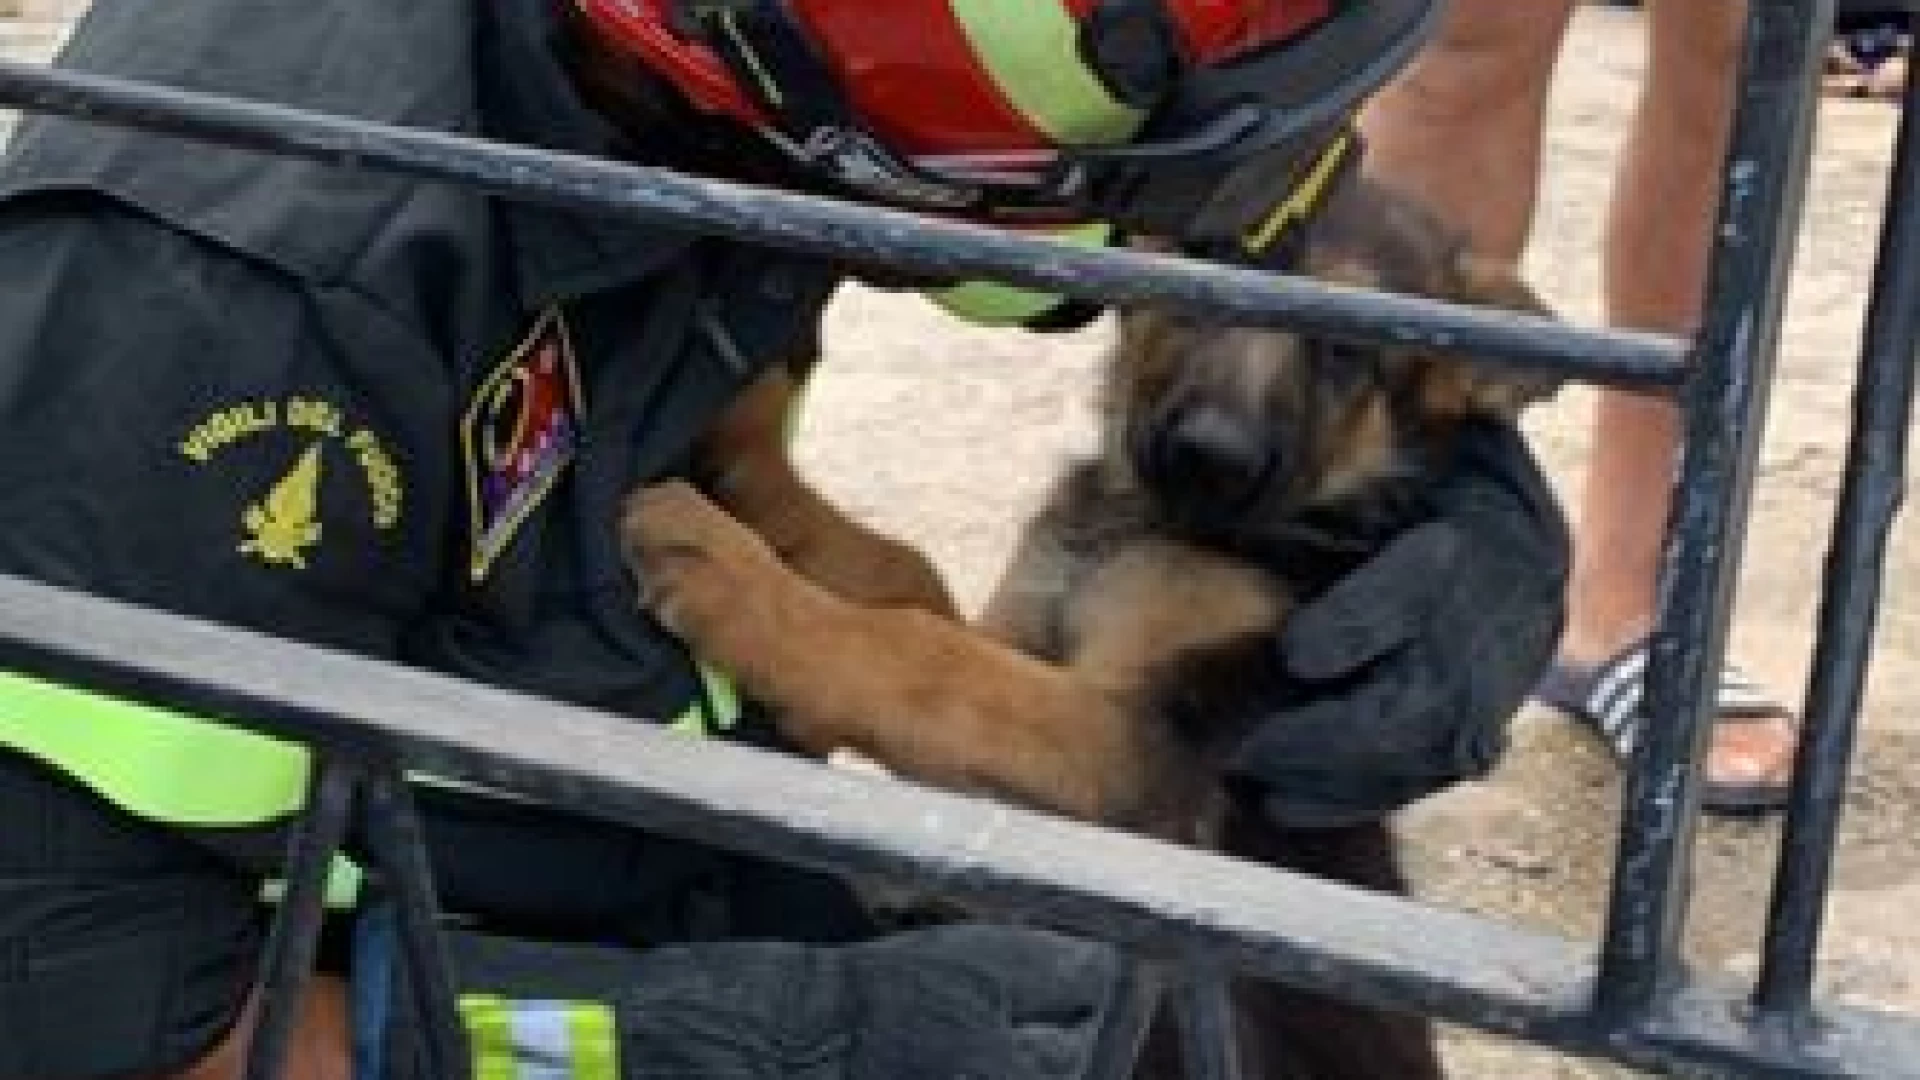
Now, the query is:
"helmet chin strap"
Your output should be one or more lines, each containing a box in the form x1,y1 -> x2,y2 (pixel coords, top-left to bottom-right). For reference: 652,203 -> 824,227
1219,126 -> 1360,269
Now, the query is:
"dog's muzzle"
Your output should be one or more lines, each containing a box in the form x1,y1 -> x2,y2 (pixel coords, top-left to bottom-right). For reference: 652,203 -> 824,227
1137,401 -> 1289,529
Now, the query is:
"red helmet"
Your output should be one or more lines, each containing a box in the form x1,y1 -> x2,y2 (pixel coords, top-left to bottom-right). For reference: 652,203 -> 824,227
576,0 -> 1439,244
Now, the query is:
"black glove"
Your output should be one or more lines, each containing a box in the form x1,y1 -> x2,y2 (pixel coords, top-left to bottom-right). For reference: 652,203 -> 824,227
1229,419 -> 1571,827
392,923 -> 1127,1080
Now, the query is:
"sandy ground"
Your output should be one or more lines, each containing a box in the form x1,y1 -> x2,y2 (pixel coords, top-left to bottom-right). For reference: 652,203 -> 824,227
4,6 -> 1915,1076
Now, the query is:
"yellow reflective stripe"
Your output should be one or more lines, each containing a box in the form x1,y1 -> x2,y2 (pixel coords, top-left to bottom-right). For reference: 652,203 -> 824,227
566,1002 -> 620,1080
0,669 -> 310,826
698,663 -> 741,729
929,223 -> 1115,326
668,702 -> 709,737
946,0 -> 1144,146
668,663 -> 741,738
1242,131 -> 1357,256
459,995 -> 620,1080
4,670 -> 362,907
3,647 -> 730,836
259,857 -> 366,910
0,670 -> 367,907
459,995 -> 523,1080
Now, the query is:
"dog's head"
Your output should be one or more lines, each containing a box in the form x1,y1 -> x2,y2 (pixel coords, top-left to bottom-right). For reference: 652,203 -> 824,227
1103,178 -> 1559,556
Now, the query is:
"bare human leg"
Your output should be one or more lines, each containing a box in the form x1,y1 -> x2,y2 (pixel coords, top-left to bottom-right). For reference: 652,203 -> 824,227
1362,0 -> 1795,802
1359,0 -> 1576,264
166,979 -> 353,1080
1579,0 -> 1793,797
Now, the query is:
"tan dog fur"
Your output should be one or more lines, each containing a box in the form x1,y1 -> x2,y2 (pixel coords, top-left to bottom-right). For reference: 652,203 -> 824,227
622,177 -> 1554,843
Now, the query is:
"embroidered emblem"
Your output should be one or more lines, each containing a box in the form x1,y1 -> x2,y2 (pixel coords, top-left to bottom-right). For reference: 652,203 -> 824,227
179,396 -> 403,571
462,307 -> 584,582
239,443 -> 324,569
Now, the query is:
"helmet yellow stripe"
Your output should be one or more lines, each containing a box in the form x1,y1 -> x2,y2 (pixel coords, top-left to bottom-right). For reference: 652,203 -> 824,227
946,0 -> 1145,146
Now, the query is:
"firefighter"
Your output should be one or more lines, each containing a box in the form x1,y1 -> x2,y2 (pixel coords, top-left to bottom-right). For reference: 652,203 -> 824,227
0,0 -> 1569,1075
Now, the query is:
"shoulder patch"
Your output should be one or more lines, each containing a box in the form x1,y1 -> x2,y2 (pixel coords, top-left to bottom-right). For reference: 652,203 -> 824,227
462,307 -> 584,582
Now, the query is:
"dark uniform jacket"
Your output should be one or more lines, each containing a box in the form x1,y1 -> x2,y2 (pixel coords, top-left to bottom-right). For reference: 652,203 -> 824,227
0,0 -> 871,945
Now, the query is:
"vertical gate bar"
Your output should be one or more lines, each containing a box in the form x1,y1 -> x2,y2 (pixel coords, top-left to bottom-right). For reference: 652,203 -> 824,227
1595,0 -> 1832,1020
1082,960 -> 1168,1079
243,757 -> 359,1080
360,772 -> 474,1080
1752,11 -> 1920,1021
1174,966 -> 1245,1080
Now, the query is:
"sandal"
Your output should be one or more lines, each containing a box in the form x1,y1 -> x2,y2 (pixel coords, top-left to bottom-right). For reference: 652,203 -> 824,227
1534,639 -> 1798,816
1831,27 -> 1914,103
1826,39 -> 1872,97
1867,48 -> 1910,102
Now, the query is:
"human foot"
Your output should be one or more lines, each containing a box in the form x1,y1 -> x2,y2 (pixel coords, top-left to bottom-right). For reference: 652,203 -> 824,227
1537,637 -> 1798,815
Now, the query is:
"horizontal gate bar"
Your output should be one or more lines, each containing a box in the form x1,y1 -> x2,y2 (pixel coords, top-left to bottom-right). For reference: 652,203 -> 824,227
1597,0 -> 1831,1021
0,58 -> 1687,390
1755,6 -> 1920,1025
0,573 -> 1914,1077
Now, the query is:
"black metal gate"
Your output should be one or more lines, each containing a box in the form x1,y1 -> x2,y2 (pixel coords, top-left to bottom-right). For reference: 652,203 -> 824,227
0,0 -> 1915,1074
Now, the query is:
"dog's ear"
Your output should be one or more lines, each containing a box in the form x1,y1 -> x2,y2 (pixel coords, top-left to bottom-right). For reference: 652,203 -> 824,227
1438,254 -> 1565,417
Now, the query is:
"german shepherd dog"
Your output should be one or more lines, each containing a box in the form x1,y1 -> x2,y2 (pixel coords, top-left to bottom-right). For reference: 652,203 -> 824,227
619,174 -> 1557,1078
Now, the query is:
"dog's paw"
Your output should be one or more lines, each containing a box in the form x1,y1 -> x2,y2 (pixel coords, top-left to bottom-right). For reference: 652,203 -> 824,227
621,480 -> 775,633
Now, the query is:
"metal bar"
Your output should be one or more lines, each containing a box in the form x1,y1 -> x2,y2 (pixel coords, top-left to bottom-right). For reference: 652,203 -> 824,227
0,575 -> 1914,1076
1174,967 -> 1245,1080
1596,0 -> 1833,1021
243,757 -> 358,1080
1081,961 -> 1167,1079
359,770 -> 475,1080
0,59 -> 1685,390
1752,7 -> 1920,1025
